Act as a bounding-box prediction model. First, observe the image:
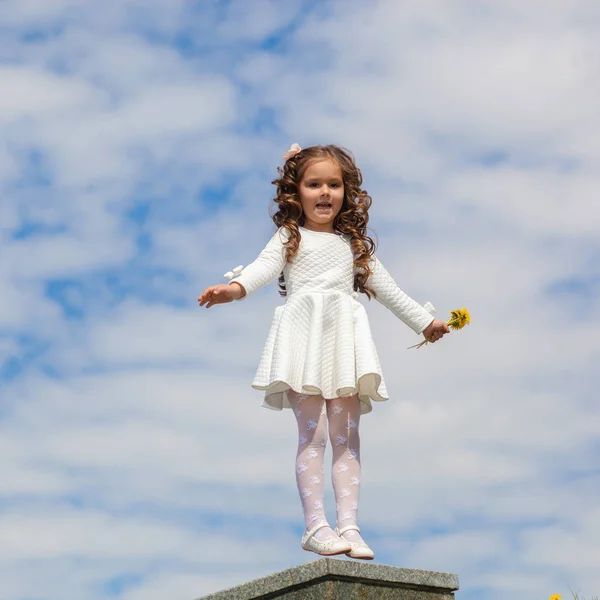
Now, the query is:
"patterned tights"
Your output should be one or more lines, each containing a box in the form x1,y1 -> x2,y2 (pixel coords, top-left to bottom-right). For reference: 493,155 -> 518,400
288,390 -> 365,544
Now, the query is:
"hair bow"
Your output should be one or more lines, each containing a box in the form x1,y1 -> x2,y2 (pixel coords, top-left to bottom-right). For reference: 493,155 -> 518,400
283,143 -> 302,160
224,265 -> 244,280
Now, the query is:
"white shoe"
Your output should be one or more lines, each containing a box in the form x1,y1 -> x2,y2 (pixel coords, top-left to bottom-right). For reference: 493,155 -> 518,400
335,524 -> 375,560
301,522 -> 352,556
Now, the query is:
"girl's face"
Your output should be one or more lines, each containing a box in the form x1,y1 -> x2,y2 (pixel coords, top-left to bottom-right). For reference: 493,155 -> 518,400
298,159 -> 345,232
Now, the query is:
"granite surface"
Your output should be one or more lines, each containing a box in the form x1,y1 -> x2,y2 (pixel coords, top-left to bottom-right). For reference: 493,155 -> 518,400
197,557 -> 459,599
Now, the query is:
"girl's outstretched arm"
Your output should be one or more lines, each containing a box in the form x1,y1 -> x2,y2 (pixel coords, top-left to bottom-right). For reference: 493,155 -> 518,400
366,256 -> 435,335
198,282 -> 244,308
222,228 -> 288,301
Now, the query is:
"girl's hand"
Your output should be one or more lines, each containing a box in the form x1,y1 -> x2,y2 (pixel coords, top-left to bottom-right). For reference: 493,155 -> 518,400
422,319 -> 450,343
198,283 -> 244,308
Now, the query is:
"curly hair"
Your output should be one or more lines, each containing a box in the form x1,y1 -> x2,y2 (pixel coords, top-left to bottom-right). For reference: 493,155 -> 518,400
270,144 -> 378,300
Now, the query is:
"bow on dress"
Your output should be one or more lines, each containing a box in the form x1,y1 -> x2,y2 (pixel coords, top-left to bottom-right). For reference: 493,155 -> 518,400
423,301 -> 436,314
224,265 -> 244,280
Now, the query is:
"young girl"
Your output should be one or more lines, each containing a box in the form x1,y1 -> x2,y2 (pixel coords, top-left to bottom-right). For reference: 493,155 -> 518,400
198,144 -> 449,560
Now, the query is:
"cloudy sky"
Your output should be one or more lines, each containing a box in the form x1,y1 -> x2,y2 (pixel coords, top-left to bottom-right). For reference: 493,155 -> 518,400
1,0 -> 599,599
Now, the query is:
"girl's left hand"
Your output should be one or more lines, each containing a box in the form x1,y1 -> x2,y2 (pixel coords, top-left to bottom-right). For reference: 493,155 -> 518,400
422,319 -> 450,343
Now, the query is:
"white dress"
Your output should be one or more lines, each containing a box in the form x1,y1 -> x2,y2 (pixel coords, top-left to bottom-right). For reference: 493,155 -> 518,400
230,226 -> 434,415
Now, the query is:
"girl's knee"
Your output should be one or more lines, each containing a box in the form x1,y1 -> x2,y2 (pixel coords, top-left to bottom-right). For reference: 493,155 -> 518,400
326,396 -> 360,420
327,398 -> 361,442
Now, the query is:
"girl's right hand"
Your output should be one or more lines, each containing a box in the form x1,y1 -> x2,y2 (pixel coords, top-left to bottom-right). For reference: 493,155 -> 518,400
422,318 -> 450,343
198,283 -> 242,308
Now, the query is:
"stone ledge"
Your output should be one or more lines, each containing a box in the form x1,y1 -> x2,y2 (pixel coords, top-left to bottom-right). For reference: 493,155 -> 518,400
197,557 -> 459,599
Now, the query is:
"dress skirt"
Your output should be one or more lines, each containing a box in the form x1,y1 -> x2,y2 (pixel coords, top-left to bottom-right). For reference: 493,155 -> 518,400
251,290 -> 389,415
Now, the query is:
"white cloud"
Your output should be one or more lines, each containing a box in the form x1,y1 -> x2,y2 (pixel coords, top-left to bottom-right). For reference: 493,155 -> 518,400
216,0 -> 305,42
0,66 -> 100,121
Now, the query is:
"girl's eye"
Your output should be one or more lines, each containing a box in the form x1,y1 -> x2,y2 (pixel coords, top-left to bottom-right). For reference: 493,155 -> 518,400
308,183 -> 319,188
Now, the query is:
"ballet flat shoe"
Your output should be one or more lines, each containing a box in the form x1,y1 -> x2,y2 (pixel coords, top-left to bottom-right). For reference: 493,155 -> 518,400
301,522 -> 352,556
335,524 -> 375,560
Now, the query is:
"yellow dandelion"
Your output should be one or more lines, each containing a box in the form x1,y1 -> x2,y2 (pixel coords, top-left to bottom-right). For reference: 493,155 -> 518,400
408,307 -> 471,349
447,307 -> 470,330
549,595 -> 562,600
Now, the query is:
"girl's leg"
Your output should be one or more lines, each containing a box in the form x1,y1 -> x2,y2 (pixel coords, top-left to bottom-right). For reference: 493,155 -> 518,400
327,394 -> 367,544
288,390 -> 340,542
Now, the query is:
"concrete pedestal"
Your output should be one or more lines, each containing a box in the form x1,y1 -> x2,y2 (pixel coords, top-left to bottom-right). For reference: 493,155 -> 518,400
198,557 -> 459,599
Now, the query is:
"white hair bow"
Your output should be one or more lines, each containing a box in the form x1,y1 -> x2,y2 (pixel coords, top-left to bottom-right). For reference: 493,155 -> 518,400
283,143 -> 302,160
224,265 -> 244,280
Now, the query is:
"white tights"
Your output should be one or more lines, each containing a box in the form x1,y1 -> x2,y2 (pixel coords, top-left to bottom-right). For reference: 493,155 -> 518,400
288,390 -> 365,544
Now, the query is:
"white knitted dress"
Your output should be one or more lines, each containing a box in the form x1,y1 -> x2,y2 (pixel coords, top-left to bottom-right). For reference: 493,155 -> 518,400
230,226 -> 434,415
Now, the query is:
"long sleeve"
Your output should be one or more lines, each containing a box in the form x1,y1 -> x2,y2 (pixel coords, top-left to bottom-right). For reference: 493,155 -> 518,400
229,228 -> 287,300
366,256 -> 434,334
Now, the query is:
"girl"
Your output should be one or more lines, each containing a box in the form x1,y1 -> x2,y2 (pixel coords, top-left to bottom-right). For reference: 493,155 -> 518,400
198,144 -> 449,560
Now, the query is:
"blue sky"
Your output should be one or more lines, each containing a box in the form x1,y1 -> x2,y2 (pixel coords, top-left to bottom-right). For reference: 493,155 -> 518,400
1,1 -> 599,599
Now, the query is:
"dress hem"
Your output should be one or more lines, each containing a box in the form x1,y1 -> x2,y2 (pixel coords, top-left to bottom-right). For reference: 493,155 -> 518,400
252,373 -> 389,416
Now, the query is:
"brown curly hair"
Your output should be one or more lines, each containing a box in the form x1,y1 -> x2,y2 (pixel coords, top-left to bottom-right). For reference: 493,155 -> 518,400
270,144 -> 378,300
